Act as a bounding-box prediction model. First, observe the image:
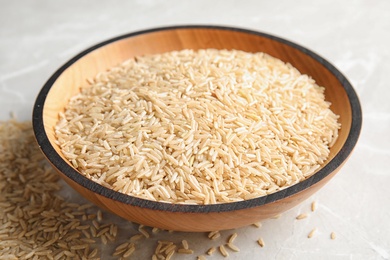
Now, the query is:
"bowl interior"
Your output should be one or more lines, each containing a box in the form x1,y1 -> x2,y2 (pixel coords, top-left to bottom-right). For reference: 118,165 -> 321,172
43,27 -> 351,172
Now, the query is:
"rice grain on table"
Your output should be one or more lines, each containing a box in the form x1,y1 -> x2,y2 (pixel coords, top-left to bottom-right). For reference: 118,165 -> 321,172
0,120 -> 118,259
219,244 -> 229,257
227,242 -> 240,252
130,233 -> 145,242
182,239 -> 189,250
138,225 -> 150,238
252,222 -> 262,228
207,247 -> 216,255
122,244 -> 136,258
177,248 -> 194,254
208,230 -> 221,240
311,201 -> 318,212
166,249 -> 175,260
257,238 -> 265,247
228,233 -> 238,244
56,49 -> 340,204
164,244 -> 177,255
296,213 -> 308,220
308,228 -> 318,238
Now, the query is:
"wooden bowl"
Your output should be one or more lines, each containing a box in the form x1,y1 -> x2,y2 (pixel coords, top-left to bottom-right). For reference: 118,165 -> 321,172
33,25 -> 362,232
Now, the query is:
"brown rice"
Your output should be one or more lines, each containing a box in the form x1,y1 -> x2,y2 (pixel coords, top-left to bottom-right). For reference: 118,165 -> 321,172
311,201 -> 318,212
308,228 -> 318,238
0,120 -> 116,259
55,48 -> 340,205
296,213 -> 308,220
207,246 -> 216,255
219,244 -> 229,257
257,238 -> 265,247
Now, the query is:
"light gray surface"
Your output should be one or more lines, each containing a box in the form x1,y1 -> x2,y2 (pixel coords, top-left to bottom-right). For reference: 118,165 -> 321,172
1,1 -> 389,259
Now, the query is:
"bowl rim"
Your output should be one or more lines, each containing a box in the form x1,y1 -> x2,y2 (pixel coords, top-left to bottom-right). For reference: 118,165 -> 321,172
32,25 -> 362,213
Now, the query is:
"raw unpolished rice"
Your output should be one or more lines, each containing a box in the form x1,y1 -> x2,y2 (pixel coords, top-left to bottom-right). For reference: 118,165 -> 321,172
228,233 -> 238,244
296,213 -> 308,220
219,244 -> 229,257
226,242 -> 240,252
208,230 -> 221,240
311,201 -> 318,212
55,49 -> 340,204
177,248 -> 194,254
0,120 -> 118,259
257,238 -> 265,247
308,228 -> 318,238
207,246 -> 216,255
252,222 -> 262,228
153,240 -> 179,259
181,239 -> 189,250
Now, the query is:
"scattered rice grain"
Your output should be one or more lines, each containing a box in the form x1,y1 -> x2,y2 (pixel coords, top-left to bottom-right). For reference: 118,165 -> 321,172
226,243 -> 240,252
207,247 -> 216,255
308,228 -> 318,238
177,248 -> 194,254
130,233 -> 144,242
0,120 -> 118,259
252,222 -> 262,228
311,201 -> 318,212
228,233 -> 238,244
138,226 -> 150,238
257,238 -> 265,247
122,244 -> 136,258
165,249 -> 175,260
296,213 -> 308,220
208,230 -> 221,240
219,245 -> 229,257
182,239 -> 189,250
97,210 -> 103,222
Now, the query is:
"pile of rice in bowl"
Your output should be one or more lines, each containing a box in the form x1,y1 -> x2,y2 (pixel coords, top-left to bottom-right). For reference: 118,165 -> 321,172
55,49 -> 340,205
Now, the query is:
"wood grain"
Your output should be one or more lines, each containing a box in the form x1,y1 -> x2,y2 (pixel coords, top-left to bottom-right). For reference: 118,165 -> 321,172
37,26 -> 359,231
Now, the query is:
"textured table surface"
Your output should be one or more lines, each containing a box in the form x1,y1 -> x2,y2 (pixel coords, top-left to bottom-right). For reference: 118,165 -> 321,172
1,1 -> 389,259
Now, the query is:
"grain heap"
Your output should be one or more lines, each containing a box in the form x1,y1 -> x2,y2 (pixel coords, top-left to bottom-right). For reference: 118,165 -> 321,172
55,49 -> 340,204
0,120 -> 117,259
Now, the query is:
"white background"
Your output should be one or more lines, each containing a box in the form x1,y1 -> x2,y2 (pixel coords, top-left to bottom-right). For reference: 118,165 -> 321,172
1,1 -> 389,259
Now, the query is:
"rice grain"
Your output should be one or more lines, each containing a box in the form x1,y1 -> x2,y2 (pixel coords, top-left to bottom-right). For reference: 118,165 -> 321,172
252,222 -> 262,228
296,213 -> 308,220
228,233 -> 238,244
311,201 -> 318,212
182,239 -> 189,250
257,238 -> 265,247
0,120 -> 121,259
55,49 -> 340,205
207,247 -> 216,255
226,242 -> 240,252
177,248 -> 194,254
219,245 -> 229,257
308,228 -> 318,238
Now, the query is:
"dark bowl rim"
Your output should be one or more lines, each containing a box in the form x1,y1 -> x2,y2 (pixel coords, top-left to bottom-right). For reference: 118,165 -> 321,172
32,25 -> 362,213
